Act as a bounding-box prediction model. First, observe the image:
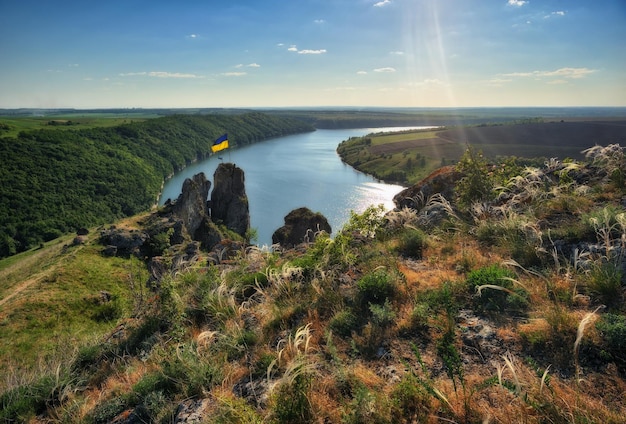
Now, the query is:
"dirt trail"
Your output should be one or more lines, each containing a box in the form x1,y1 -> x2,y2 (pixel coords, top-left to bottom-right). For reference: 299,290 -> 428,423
0,275 -> 42,307
0,242 -> 67,308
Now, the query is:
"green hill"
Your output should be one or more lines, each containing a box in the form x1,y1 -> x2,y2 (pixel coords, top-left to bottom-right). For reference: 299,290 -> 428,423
0,113 -> 313,258
1,142 -> 624,423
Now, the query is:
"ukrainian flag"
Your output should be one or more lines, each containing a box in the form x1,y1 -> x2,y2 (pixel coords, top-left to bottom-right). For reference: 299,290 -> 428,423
211,133 -> 229,153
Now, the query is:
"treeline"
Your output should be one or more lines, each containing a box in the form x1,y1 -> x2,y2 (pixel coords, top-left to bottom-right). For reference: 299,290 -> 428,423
0,113 -> 313,257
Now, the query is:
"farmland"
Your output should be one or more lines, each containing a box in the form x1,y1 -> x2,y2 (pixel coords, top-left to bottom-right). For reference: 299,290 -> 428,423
338,120 -> 626,185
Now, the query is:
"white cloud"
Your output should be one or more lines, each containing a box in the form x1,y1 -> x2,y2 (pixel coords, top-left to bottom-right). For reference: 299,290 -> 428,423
68,63 -> 79,67
389,51 -> 404,55
188,34 -> 198,38
247,63 -> 261,68
222,72 -> 247,77
507,0 -> 528,7
373,67 -> 396,73
119,72 -> 147,77
314,19 -> 325,24
287,45 -> 298,52
502,67 -> 596,80
148,71 -> 200,78
357,71 -> 368,75
235,64 -> 244,68
119,71 -> 201,78
298,49 -> 327,55
544,11 -> 566,19
374,0 -> 391,7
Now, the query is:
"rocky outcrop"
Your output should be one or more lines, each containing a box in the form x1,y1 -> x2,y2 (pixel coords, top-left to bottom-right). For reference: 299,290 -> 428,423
171,172 -> 212,238
99,227 -> 148,257
272,207 -> 331,248
210,163 -> 250,237
393,165 -> 461,210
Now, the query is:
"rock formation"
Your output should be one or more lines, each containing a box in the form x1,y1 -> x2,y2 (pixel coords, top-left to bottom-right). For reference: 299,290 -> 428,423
210,163 -> 250,237
272,207 -> 331,248
392,165 -> 461,210
171,172 -> 211,238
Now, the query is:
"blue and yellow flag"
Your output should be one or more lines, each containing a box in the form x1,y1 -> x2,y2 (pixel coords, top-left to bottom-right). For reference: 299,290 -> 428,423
211,133 -> 229,153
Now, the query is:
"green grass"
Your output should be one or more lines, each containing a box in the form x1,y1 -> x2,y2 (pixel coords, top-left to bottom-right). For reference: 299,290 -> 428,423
0,235 -> 144,373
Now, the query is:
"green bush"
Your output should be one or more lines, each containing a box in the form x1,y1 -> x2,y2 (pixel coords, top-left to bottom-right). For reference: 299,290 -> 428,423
329,309 -> 359,337
466,265 -> 528,314
586,261 -> 623,307
357,269 -> 396,305
396,228 -> 427,258
596,313 -> 626,366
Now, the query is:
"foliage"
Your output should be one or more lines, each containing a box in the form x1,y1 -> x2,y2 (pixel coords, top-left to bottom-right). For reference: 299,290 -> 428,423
395,227 -> 427,258
466,264 -> 528,314
455,146 -> 495,208
357,268 -> 396,305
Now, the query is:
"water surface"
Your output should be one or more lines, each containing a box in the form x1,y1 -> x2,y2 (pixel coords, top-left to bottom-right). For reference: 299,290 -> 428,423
160,127 -> 429,246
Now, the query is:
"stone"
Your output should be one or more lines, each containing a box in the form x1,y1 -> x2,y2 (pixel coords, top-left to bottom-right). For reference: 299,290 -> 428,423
171,173 -> 211,238
272,207 -> 331,248
99,228 -> 148,257
210,163 -> 250,237
393,165 -> 462,210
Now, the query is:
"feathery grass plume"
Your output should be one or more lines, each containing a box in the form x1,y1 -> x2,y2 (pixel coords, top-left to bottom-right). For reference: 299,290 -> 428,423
385,206 -> 419,230
499,351 -> 522,395
583,143 -> 625,187
574,306 -> 604,382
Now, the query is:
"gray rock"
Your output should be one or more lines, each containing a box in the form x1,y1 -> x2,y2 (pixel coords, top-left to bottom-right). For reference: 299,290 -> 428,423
210,163 -> 250,237
272,207 -> 331,248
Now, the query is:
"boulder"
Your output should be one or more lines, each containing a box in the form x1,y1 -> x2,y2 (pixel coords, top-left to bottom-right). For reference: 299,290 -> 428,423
272,207 -> 331,248
99,228 -> 148,257
210,163 -> 250,237
393,165 -> 461,210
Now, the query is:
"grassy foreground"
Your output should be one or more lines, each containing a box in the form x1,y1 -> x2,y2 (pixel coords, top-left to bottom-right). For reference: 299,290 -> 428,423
1,142 -> 625,422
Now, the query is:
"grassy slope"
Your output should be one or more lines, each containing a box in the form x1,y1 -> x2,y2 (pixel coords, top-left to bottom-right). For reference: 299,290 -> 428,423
1,144 -> 625,423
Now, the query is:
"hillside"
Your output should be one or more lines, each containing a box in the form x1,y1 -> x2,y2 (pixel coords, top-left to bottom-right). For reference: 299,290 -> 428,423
1,143 -> 625,423
0,113 -> 314,258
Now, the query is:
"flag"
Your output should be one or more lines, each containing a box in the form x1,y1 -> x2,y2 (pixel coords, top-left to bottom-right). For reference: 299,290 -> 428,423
211,133 -> 229,153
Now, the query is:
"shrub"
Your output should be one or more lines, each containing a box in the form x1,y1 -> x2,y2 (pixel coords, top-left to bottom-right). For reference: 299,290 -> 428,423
390,373 -> 431,422
329,309 -> 359,338
455,147 -> 495,209
596,313 -> 626,366
357,269 -> 396,305
396,228 -> 427,258
271,364 -> 313,424
585,261 -> 623,307
466,265 -> 528,314
369,299 -> 396,327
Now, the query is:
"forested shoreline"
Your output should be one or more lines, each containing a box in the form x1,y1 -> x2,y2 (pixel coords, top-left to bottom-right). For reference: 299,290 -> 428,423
0,113 -> 313,257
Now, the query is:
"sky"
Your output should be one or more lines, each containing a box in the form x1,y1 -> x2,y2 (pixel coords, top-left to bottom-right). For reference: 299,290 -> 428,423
0,0 -> 625,109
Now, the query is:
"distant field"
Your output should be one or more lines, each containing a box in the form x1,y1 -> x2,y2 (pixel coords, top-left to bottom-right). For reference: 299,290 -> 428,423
0,115 -> 155,138
436,120 -> 626,160
338,120 -> 626,185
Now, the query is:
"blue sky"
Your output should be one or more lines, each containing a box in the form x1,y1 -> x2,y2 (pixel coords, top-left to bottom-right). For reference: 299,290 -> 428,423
1,0 -> 624,108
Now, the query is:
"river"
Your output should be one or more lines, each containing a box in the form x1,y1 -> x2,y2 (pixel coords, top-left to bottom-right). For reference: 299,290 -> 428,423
159,127 -> 428,247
